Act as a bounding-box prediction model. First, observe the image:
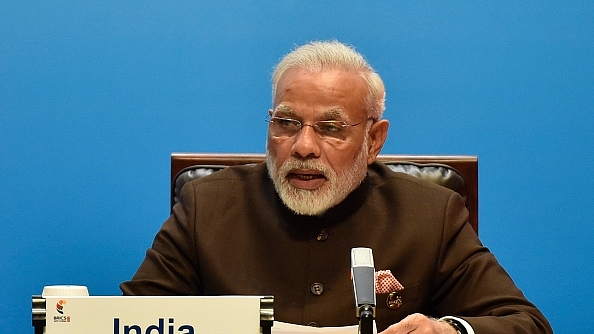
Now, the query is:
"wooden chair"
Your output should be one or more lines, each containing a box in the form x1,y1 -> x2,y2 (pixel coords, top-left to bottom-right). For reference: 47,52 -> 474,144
170,153 -> 478,234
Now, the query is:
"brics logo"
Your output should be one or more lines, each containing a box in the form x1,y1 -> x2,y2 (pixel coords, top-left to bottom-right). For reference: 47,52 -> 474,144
53,300 -> 71,323
56,299 -> 67,314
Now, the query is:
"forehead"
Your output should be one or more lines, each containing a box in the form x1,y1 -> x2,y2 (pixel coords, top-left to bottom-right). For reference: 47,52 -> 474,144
273,68 -> 368,119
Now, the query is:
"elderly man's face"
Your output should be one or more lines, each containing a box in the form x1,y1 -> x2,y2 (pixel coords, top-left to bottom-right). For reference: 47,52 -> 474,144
266,68 -> 385,215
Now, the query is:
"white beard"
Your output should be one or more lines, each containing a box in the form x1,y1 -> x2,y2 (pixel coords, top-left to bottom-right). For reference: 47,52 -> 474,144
266,140 -> 369,216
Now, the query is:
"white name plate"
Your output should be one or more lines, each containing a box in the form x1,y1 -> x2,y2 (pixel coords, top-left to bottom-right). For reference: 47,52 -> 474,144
44,295 -> 264,334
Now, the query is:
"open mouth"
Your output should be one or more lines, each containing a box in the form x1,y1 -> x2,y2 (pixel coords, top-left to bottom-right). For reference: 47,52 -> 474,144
290,173 -> 325,180
287,169 -> 327,189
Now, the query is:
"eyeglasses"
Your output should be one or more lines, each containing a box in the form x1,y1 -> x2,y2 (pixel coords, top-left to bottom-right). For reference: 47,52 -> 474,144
266,116 -> 373,142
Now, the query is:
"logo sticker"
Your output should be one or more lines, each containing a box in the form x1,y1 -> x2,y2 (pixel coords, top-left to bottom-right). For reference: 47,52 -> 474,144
53,300 -> 71,323
56,299 -> 67,314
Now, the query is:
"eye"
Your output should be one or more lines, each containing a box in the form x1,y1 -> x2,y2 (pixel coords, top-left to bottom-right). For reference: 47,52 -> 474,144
274,117 -> 300,130
316,121 -> 344,134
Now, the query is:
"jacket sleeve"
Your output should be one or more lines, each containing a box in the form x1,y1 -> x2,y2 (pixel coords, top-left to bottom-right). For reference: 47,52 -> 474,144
120,181 -> 201,295
433,192 -> 553,334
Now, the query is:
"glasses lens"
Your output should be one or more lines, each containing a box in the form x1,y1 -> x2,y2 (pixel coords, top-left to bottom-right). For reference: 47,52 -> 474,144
269,117 -> 300,137
314,121 -> 348,140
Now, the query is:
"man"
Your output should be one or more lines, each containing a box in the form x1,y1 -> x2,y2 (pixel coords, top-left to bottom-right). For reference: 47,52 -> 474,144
121,41 -> 553,334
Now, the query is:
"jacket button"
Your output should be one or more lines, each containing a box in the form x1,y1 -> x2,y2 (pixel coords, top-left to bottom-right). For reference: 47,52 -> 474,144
310,283 -> 324,295
316,229 -> 329,241
386,292 -> 403,309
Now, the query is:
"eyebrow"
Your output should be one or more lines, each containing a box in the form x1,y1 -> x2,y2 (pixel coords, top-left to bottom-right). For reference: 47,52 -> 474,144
321,108 -> 346,120
273,104 -> 296,117
273,105 -> 347,120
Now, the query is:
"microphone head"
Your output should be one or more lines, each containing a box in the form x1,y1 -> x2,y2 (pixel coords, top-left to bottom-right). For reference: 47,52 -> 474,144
351,247 -> 374,268
350,247 -> 376,308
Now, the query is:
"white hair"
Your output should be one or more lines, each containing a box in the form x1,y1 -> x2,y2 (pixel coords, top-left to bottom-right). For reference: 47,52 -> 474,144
271,40 -> 386,119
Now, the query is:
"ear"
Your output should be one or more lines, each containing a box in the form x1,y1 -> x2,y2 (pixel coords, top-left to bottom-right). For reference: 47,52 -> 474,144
366,119 -> 390,165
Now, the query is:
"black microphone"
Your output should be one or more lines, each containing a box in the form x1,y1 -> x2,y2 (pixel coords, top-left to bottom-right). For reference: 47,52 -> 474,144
351,247 -> 376,334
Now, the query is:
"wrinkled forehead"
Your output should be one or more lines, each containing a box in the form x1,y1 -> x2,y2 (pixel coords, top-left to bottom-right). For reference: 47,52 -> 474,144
274,67 -> 366,99
272,68 -> 369,119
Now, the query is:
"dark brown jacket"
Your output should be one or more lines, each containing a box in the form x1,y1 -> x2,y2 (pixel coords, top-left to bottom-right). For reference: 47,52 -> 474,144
121,162 -> 552,333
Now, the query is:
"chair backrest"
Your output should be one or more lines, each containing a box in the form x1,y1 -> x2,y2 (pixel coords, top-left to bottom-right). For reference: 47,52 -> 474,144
170,153 -> 478,234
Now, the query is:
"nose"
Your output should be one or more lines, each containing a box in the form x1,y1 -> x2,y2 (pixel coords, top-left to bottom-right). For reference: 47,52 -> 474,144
291,124 -> 322,159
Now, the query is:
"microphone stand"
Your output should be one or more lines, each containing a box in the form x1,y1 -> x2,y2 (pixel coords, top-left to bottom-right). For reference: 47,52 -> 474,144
357,304 -> 375,334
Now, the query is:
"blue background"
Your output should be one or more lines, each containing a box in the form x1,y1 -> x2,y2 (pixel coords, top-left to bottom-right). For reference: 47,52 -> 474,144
1,1 -> 592,333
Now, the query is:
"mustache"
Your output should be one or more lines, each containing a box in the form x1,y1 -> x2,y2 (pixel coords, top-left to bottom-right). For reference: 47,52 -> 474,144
278,158 -> 331,178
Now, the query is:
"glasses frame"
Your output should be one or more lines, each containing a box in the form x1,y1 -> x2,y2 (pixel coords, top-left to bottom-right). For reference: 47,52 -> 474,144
266,115 -> 374,142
